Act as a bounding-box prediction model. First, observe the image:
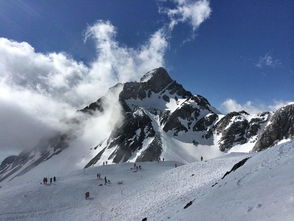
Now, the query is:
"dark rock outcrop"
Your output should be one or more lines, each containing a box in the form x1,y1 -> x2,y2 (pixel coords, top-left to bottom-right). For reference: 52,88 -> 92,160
120,68 -> 173,101
214,111 -> 270,151
221,157 -> 250,179
253,104 -> 294,152
107,109 -> 155,163
193,113 -> 218,131
163,102 -> 198,135
184,201 -> 193,209
136,136 -> 162,162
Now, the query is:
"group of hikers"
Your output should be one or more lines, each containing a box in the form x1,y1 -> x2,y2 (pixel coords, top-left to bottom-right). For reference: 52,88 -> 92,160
85,172 -> 111,199
84,157 -> 205,200
42,176 -> 56,185
158,158 -> 165,163
130,163 -> 142,172
85,162 -> 144,200
96,173 -> 111,185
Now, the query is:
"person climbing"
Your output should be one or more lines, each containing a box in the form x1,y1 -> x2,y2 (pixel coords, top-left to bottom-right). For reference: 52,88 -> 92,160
85,192 -> 90,200
104,176 -> 107,185
53,176 -> 56,182
201,156 -> 203,161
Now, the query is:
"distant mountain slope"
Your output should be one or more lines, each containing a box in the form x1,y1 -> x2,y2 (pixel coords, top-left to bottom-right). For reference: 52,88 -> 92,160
253,104 -> 294,151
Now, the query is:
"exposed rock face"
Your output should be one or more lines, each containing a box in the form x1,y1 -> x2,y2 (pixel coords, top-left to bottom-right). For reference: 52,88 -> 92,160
0,156 -> 18,172
163,102 -> 198,135
120,67 -> 173,100
214,111 -> 270,151
136,136 -> 162,162
107,109 -> 155,163
253,104 -> 294,152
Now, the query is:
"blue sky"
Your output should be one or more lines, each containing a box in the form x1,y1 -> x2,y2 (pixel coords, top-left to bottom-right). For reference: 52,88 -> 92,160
0,0 -> 293,110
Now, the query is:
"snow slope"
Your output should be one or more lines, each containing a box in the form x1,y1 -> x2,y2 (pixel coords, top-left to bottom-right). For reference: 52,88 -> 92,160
0,141 -> 293,221
168,141 -> 294,221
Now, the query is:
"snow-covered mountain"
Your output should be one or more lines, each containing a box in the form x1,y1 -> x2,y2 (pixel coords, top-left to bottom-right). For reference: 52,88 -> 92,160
0,67 -> 293,182
83,67 -> 222,167
82,67 -> 293,166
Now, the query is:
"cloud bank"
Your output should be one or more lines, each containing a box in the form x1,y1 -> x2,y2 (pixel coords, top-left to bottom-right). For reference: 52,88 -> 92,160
0,20 -> 167,159
220,99 -> 293,114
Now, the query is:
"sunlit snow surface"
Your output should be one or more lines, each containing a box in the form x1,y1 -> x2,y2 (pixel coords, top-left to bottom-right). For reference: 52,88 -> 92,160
0,141 -> 293,220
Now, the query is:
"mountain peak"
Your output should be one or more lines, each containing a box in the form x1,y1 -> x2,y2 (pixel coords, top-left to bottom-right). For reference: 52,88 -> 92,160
140,67 -> 172,84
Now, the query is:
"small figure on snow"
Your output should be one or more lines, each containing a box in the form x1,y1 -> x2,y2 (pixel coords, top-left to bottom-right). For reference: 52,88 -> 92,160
97,173 -> 101,179
138,165 -> 142,170
104,176 -> 107,185
53,176 -> 56,182
50,178 -> 52,184
85,192 -> 90,200
200,156 -> 203,161
175,163 -> 177,168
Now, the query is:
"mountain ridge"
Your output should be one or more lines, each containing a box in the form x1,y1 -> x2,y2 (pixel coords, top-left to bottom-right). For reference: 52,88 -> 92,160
0,67 -> 293,181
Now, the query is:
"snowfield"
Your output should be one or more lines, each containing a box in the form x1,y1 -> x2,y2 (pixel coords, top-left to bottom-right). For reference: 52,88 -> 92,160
0,141 -> 293,221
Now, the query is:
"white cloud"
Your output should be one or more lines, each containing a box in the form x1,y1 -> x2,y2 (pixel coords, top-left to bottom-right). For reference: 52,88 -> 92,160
162,0 -> 211,31
76,20 -> 168,105
220,98 -> 294,114
0,38 -> 88,106
0,20 -> 168,156
256,52 -> 281,68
